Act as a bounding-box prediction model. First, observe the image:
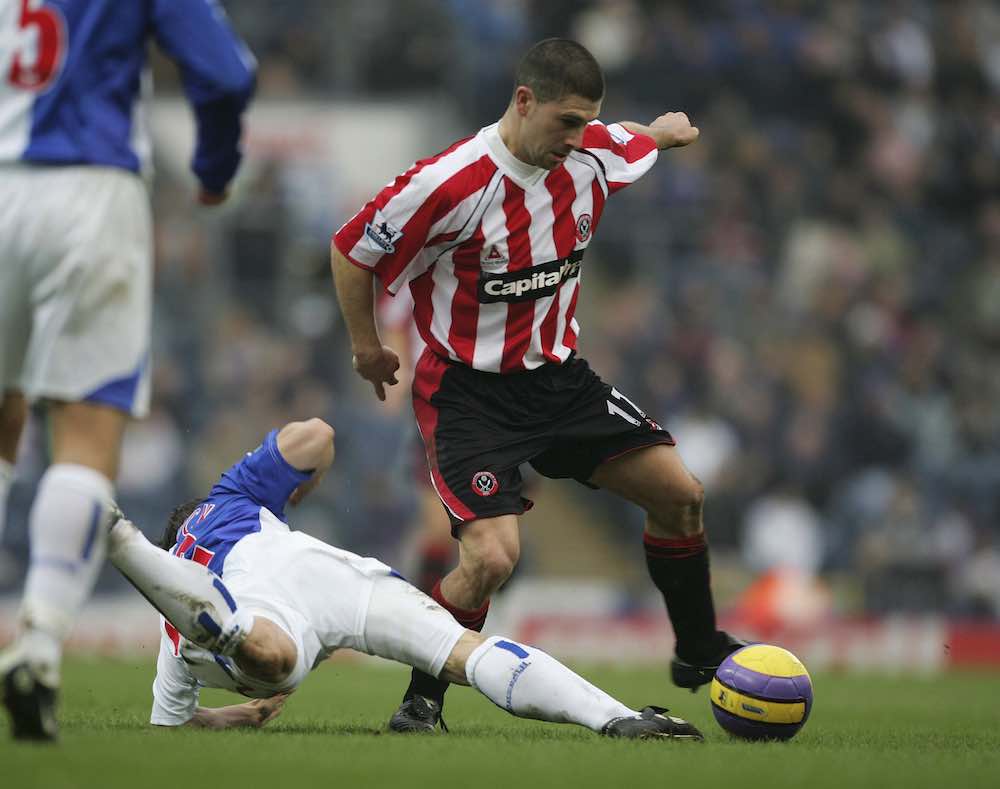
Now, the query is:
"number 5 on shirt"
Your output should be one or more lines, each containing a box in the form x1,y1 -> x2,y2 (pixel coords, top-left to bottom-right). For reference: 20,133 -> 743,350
6,0 -> 67,92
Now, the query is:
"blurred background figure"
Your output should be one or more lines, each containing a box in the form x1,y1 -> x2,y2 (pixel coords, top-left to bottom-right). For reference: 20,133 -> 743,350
0,0 -> 255,740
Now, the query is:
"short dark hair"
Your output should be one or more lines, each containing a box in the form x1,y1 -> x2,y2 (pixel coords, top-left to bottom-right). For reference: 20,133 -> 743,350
160,498 -> 202,550
514,38 -> 604,104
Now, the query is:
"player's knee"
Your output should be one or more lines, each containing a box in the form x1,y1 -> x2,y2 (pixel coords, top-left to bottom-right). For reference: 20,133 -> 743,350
466,542 -> 519,589
649,474 -> 704,524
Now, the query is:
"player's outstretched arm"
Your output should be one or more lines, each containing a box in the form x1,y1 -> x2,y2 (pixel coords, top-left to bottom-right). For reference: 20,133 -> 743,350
186,695 -> 289,730
331,246 -> 400,401
277,419 -> 335,506
620,113 -> 699,150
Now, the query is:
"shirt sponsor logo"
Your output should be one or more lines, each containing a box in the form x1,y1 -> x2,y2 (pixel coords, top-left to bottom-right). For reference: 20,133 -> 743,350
363,209 -> 404,254
477,250 -> 584,304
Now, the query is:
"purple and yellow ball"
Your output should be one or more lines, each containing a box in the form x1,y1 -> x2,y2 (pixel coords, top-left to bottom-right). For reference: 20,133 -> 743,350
710,644 -> 813,741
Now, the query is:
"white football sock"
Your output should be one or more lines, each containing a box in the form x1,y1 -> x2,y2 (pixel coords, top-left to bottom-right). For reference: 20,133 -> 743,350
18,464 -> 114,685
466,636 -> 637,732
0,458 -> 13,542
107,516 -> 251,656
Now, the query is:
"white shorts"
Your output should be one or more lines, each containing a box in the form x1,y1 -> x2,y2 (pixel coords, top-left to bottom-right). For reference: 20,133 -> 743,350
0,165 -> 152,416
216,520 -> 465,696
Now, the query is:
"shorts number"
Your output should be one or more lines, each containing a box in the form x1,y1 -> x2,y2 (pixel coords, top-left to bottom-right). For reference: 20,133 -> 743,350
6,0 -> 67,92
606,387 -> 646,427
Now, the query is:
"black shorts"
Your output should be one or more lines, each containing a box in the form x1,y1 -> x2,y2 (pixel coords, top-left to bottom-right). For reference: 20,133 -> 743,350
412,349 -> 675,532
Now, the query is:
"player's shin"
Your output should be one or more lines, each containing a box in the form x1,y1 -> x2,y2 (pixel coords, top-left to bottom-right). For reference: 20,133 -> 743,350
465,636 -> 637,731
14,465 -> 114,685
107,516 -> 251,656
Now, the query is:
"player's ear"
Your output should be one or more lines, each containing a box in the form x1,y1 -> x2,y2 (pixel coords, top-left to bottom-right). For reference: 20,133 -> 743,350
514,86 -> 535,116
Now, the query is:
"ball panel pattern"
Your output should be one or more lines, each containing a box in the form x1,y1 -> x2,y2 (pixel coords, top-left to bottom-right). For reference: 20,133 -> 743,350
710,644 -> 814,741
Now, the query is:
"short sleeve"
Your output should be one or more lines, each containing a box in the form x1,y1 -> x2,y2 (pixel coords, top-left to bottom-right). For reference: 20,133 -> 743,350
210,430 -> 311,519
581,121 -> 658,194
333,136 -> 481,294
150,633 -> 200,726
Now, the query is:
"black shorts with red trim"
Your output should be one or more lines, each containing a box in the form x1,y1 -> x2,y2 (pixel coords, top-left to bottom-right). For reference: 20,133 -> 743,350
412,348 -> 675,532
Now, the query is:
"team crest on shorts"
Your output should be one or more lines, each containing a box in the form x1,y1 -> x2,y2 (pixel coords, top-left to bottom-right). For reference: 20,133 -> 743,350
576,213 -> 592,242
471,471 -> 499,497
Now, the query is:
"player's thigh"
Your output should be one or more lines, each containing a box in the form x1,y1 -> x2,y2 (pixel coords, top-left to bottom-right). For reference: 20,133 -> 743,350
0,173 -> 37,394
17,167 -> 153,417
47,400 -> 129,478
362,575 -> 466,679
0,391 -> 28,459
588,442 -> 703,513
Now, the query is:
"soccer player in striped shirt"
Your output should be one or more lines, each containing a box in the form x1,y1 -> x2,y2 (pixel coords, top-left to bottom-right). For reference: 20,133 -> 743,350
332,38 -> 745,732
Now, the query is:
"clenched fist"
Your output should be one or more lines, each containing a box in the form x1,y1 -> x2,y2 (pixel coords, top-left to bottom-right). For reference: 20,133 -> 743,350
649,112 -> 699,149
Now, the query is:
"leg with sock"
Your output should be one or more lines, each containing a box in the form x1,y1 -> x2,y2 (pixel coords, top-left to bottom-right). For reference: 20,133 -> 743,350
589,444 -> 745,692
462,635 -> 702,740
389,514 -> 517,733
644,530 -> 729,664
107,514 -> 252,656
391,579 -> 491,732
1,463 -> 115,741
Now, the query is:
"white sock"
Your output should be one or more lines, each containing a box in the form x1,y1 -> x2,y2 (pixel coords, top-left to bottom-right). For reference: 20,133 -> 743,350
466,636 -> 638,732
107,517 -> 251,656
18,464 -> 114,685
0,458 -> 13,543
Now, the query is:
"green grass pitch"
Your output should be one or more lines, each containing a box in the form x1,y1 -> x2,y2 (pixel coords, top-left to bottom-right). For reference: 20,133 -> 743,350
2,657 -> 998,789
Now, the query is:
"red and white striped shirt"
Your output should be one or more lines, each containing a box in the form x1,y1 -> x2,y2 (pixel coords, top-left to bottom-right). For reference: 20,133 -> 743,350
334,120 -> 658,373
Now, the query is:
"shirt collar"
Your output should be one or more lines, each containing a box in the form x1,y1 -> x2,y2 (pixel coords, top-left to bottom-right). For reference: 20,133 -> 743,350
481,122 -> 548,189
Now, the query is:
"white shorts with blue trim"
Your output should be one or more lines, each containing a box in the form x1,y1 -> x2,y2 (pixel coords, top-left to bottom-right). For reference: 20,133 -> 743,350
0,165 -> 152,416
193,516 -> 465,697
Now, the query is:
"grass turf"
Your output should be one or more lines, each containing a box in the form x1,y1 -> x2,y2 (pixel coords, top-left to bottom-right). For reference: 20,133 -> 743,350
2,657 -> 998,789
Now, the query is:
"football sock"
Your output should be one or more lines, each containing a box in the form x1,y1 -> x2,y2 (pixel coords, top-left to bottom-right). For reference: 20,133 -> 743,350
0,458 -> 13,542
466,636 -> 637,731
107,516 -> 252,656
17,464 -> 114,686
644,531 -> 725,662
404,580 -> 490,703
414,541 -> 453,595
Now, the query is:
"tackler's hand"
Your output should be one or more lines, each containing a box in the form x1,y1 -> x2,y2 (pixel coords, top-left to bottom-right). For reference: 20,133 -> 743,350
352,345 -> 401,402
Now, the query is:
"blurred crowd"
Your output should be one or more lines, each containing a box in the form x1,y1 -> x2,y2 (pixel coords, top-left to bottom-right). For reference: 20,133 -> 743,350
2,1 -> 999,619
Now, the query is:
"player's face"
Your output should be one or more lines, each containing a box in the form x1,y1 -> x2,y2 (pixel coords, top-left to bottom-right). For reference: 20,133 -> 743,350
521,91 -> 602,170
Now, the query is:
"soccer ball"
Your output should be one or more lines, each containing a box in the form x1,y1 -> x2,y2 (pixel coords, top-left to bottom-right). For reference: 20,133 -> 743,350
710,644 -> 813,741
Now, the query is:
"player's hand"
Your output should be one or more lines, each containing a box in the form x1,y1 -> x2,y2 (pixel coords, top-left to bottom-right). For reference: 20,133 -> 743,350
649,112 -> 699,149
352,345 -> 401,402
247,692 -> 290,728
197,187 -> 229,206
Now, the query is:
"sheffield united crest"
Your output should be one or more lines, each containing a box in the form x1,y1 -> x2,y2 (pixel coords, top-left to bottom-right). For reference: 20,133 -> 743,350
471,471 -> 499,497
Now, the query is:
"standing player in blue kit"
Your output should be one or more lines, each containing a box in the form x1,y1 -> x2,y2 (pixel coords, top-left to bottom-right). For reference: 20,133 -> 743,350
0,0 -> 255,741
